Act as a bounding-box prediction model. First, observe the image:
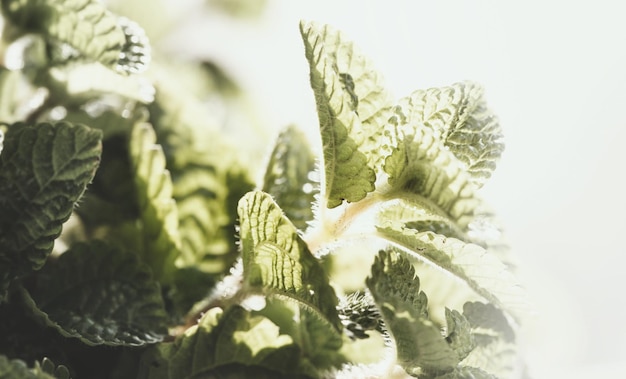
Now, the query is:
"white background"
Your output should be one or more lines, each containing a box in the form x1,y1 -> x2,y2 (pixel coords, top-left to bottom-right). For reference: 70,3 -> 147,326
162,1 -> 626,377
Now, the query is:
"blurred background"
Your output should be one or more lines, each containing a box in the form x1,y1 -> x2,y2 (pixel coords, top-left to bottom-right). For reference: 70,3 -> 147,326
127,0 -> 626,377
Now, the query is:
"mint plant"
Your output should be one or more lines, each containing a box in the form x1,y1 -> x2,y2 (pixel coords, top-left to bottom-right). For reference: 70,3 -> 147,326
0,1 -> 527,378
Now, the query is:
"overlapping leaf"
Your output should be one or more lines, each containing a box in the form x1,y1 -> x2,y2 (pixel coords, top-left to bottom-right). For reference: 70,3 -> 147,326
138,306 -> 303,379
395,82 -> 503,187
0,0 -> 150,73
383,126 -> 478,229
0,122 -> 101,300
300,21 -> 394,208
376,221 -> 527,322
21,240 -> 168,346
129,121 -> 180,284
262,126 -> 317,231
366,249 -> 460,376
237,190 -> 340,329
149,78 -> 252,274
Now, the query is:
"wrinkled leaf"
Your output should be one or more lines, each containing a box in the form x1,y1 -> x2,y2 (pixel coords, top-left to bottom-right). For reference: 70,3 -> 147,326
262,126 -> 317,231
377,221 -> 527,322
21,240 -> 168,346
237,190 -> 340,329
444,308 -> 474,361
397,82 -> 503,187
301,20 -> 388,208
138,306 -> 302,379
366,249 -> 459,376
1,0 -> 150,73
383,126 -> 478,229
0,122 -> 101,300
129,121 -> 181,283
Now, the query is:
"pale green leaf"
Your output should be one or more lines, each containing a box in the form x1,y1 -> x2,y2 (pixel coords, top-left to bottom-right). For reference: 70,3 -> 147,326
377,197 -> 468,242
129,121 -> 180,283
383,126 -> 478,229
376,221 -> 527,322
366,249 -> 459,376
301,20 -> 396,208
444,308 -> 474,361
459,303 -> 519,376
237,190 -> 340,329
0,356 -> 55,379
21,240 -> 168,346
0,122 -> 101,300
395,82 -> 503,187
434,366 -> 498,379
138,306 -> 303,379
262,126 -> 317,231
1,0 -> 150,73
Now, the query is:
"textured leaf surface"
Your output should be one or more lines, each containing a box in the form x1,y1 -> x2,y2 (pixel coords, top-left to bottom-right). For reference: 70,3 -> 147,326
129,121 -> 180,283
395,82 -> 503,187
301,20 -> 390,208
138,306 -> 302,379
1,0 -> 150,73
149,78 -> 252,274
377,197 -> 467,242
237,191 -> 340,329
376,221 -> 527,322
383,126 -> 478,229
262,126 -> 317,231
0,356 -> 55,379
21,241 -> 168,346
0,122 -> 101,300
366,249 -> 459,375
445,308 -> 474,361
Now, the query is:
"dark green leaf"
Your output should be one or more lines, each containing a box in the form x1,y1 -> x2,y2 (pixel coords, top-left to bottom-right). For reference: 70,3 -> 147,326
262,126 -> 317,231
0,122 -> 101,300
21,240 -> 168,346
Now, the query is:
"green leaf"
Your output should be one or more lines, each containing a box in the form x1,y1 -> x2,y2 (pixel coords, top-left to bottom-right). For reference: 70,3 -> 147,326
376,221 -> 527,322
444,308 -> 474,361
35,358 -> 71,379
301,21 -> 393,208
148,77 -> 252,274
383,125 -> 478,229
21,240 -> 168,346
1,0 -> 150,74
0,355 -> 55,379
129,121 -> 181,284
396,82 -> 503,187
138,306 -> 302,379
0,122 -> 101,300
366,249 -> 459,376
433,366 -> 498,379
377,197 -> 468,242
237,190 -> 340,330
262,126 -> 317,231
